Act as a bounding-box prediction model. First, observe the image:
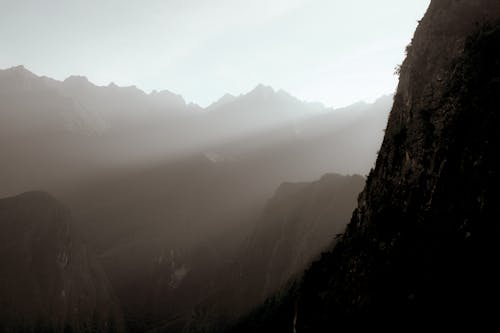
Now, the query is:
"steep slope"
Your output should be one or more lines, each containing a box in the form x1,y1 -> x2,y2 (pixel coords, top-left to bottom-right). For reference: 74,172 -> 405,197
237,174 -> 365,310
141,174 -> 364,332
297,2 -> 500,328
79,171 -> 362,332
226,0 -> 500,331
0,191 -> 125,332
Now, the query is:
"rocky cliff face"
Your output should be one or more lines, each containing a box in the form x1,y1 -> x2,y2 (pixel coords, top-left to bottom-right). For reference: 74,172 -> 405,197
226,1 -> 500,331
296,0 -> 500,329
0,192 -> 125,332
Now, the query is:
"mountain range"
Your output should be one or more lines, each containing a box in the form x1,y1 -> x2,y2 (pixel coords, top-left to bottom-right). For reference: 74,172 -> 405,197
0,64 -> 391,331
0,65 -> 387,197
4,0 -> 499,330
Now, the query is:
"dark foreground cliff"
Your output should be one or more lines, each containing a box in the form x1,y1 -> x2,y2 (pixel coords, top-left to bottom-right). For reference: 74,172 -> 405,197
226,0 -> 500,331
0,191 -> 125,332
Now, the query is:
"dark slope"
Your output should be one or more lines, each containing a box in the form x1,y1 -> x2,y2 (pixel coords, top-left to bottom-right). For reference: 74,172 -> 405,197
0,192 -> 125,332
143,174 -> 364,332
236,174 -> 365,311
227,0 -> 500,331
298,0 -> 500,329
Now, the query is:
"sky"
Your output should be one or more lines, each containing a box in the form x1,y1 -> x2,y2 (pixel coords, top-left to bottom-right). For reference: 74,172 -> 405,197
0,0 -> 430,108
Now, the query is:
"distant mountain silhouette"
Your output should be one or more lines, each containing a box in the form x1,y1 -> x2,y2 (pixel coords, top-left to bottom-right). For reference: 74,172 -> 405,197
0,67 -> 327,139
0,191 -> 125,332
0,67 -> 348,198
205,93 -> 237,111
201,84 -> 330,141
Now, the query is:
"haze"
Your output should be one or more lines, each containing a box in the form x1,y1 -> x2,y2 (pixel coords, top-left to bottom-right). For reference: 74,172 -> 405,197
0,0 -> 429,107
4,1 -> 490,332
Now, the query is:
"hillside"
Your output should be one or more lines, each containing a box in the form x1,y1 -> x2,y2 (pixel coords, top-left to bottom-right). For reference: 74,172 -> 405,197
130,174 -> 364,332
0,192 -> 125,332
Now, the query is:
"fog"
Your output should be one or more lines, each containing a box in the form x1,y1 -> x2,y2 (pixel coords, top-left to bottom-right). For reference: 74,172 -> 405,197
0,1 -> 431,332
0,64 -> 393,330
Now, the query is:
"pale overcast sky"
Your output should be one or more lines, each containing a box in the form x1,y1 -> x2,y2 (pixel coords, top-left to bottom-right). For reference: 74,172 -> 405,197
0,0 -> 430,107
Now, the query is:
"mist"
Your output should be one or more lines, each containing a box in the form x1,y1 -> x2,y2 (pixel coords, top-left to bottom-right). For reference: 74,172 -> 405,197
0,61 -> 392,330
6,1 -> 493,333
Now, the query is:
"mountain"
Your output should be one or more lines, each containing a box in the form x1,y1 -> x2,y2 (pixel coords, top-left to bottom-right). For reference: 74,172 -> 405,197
0,67 -> 104,136
65,165 -> 363,332
0,64 -> 391,254
0,65 -> 391,332
226,0 -> 500,331
205,93 -> 237,112
116,173 -> 364,332
0,65 -> 190,136
200,84 -> 330,142
54,93 -> 388,332
177,174 -> 365,331
235,174 -> 364,309
57,99 -> 386,331
0,191 -> 125,332
0,69 -> 344,198
0,66 -> 198,198
0,68 -> 329,145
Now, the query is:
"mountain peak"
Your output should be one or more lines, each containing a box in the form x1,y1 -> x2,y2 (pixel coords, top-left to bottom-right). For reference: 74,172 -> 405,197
219,92 -> 236,101
3,65 -> 37,78
7,65 -> 27,72
206,93 -> 237,111
64,75 -> 91,86
0,66 -> 42,91
150,89 -> 186,107
249,84 -> 275,96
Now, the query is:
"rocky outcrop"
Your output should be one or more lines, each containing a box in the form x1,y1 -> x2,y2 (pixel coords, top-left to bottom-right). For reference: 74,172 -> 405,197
0,191 -> 125,332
